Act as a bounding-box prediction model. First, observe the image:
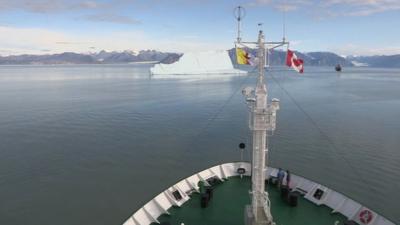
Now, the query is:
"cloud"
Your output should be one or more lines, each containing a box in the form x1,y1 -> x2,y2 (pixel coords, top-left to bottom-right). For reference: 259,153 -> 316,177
0,26 -> 228,56
82,13 -> 141,24
248,0 -> 272,5
76,1 -> 102,9
10,1 -> 60,13
0,0 -> 105,13
329,43 -> 400,56
290,40 -> 303,46
0,1 -> 141,25
248,0 -> 312,11
247,0 -> 400,16
0,1 -> 142,25
55,41 -> 90,45
274,4 -> 299,12
321,0 -> 400,16
182,35 -> 199,39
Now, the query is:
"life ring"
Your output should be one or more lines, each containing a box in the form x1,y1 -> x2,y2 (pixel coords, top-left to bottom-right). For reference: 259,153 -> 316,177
237,168 -> 246,174
359,209 -> 373,224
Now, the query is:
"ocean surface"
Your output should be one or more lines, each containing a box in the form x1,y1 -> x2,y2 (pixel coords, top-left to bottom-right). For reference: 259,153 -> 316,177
0,64 -> 399,225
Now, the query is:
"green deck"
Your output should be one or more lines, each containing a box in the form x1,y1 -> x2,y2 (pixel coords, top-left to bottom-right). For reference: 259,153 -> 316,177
155,176 -> 347,225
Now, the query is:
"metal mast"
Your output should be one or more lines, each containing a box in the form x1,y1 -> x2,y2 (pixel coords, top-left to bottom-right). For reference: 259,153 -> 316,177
235,6 -> 287,225
252,29 -> 270,225
234,6 -> 245,43
244,29 -> 279,225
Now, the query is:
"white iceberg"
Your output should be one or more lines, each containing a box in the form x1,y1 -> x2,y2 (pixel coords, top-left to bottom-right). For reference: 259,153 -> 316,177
351,61 -> 369,67
150,50 -> 246,75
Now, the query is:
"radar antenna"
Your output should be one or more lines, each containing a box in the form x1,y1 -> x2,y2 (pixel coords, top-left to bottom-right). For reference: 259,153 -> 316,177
234,6 -> 246,43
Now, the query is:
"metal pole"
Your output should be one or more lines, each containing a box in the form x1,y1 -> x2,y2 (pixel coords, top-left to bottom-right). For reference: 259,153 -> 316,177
234,6 -> 245,43
249,30 -> 273,225
238,16 -> 241,43
235,7 -> 284,225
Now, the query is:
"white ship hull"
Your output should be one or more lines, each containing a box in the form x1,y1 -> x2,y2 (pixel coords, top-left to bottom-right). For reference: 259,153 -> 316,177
122,162 -> 395,225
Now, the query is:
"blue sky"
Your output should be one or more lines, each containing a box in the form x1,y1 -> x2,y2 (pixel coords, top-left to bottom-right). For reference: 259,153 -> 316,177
0,0 -> 399,56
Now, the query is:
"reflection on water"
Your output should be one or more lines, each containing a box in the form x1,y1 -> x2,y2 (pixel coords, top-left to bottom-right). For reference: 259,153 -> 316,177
0,65 -> 399,225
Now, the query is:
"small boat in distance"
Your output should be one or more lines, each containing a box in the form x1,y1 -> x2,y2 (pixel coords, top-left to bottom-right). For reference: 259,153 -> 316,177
335,64 -> 342,72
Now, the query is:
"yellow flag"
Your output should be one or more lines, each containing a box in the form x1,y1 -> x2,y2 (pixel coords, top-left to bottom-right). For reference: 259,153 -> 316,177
236,48 -> 251,65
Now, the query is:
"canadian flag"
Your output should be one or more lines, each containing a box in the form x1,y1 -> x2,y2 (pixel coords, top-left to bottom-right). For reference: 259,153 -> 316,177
286,49 -> 304,73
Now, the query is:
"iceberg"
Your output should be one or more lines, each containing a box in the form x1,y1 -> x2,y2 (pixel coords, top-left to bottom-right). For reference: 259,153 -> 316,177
150,50 -> 246,75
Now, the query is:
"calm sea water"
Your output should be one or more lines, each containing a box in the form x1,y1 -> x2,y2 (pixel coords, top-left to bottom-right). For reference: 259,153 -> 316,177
0,64 -> 399,225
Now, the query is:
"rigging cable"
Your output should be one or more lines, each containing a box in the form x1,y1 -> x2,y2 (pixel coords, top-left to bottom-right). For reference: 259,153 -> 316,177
267,69 -> 378,199
194,67 -> 257,139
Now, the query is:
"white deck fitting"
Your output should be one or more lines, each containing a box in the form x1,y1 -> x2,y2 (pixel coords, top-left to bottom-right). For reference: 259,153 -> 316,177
267,167 -> 396,225
149,50 -> 247,75
122,162 -> 396,225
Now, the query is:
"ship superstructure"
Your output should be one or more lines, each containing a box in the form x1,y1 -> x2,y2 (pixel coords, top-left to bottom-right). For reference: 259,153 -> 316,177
121,6 -> 396,225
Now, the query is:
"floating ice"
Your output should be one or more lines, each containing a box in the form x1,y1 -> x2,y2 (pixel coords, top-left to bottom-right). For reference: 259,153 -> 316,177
150,50 -> 247,75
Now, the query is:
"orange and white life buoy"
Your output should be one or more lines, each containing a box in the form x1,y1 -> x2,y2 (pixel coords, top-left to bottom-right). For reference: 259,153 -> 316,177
359,209 -> 373,224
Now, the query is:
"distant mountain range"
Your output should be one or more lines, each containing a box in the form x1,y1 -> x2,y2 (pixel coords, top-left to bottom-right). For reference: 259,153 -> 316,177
228,49 -> 354,67
0,49 -> 399,68
0,50 -> 181,65
346,55 -> 400,68
228,49 -> 400,68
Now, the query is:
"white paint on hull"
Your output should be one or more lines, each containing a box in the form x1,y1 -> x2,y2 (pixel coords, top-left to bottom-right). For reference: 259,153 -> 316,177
122,162 -> 396,225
